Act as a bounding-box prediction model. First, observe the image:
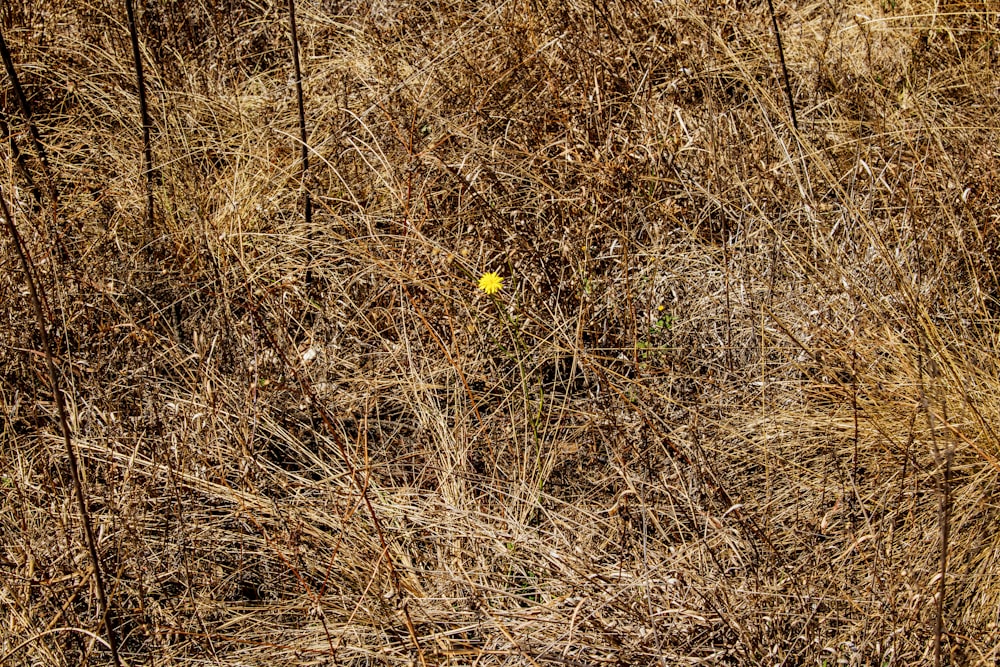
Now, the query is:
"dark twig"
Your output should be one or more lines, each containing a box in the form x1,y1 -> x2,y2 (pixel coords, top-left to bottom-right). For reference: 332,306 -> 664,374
0,188 -> 123,667
0,111 -> 44,206
935,433 -> 952,667
244,287 -> 425,664
917,340 -> 952,667
287,0 -> 314,286
764,0 -> 799,130
0,26 -> 57,198
0,110 -> 75,265
124,0 -> 155,228
933,398 -> 954,667
0,36 -> 80,276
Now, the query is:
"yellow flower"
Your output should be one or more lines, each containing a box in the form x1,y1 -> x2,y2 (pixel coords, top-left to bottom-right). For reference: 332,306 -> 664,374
478,272 -> 504,295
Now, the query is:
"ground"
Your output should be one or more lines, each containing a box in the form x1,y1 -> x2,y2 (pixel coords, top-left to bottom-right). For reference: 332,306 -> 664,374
1,0 -> 999,664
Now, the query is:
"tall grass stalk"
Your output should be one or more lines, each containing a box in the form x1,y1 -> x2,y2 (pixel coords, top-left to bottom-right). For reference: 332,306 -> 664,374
0,188 -> 122,667
765,0 -> 798,130
287,0 -> 313,287
123,0 -> 154,229
0,27 -> 55,198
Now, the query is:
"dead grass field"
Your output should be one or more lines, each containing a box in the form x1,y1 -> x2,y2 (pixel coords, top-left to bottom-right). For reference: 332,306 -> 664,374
2,0 -> 999,664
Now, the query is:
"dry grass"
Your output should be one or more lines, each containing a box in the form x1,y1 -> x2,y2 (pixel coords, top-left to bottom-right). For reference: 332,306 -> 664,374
2,0 -> 999,664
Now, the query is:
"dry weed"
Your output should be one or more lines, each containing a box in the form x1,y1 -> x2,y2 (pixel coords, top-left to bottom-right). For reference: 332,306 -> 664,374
2,0 -> 999,664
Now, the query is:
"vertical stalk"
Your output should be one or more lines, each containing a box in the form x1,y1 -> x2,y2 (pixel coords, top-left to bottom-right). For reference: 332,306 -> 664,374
917,341 -> 952,667
0,111 -> 43,206
765,0 -> 799,130
933,395 -> 954,667
0,34 -> 78,271
935,439 -> 952,667
0,189 -> 123,667
124,0 -> 155,228
287,0 -> 314,285
0,26 -> 56,199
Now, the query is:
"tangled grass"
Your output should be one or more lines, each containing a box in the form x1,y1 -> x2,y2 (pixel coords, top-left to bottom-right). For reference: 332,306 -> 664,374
2,0 -> 999,664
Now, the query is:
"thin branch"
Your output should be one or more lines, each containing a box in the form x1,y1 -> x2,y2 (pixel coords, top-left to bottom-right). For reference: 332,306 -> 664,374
0,110 -> 43,206
287,0 -> 314,285
0,26 -> 57,198
243,287 -> 426,665
124,0 -> 155,228
0,188 -> 123,667
765,0 -> 798,130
